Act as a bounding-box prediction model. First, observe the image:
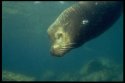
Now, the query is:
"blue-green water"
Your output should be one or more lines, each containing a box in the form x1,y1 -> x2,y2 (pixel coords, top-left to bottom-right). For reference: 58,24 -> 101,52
2,1 -> 123,81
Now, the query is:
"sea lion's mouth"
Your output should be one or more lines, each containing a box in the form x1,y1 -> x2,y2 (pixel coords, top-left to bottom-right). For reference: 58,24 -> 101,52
50,46 -> 70,57
50,43 -> 76,57
50,48 -> 67,57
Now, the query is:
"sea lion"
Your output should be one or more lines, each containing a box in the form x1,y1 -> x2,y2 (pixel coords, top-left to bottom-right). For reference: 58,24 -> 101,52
47,1 -> 122,57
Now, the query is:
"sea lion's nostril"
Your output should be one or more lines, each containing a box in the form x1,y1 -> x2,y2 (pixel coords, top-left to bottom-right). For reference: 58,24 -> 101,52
57,33 -> 63,39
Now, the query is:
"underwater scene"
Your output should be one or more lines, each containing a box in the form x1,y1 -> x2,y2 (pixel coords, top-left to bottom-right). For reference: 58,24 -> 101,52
2,1 -> 123,81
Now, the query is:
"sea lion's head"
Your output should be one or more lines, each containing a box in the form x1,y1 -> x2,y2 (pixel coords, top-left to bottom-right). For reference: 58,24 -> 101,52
47,23 -> 75,57
47,16 -> 82,57
47,7 -> 85,57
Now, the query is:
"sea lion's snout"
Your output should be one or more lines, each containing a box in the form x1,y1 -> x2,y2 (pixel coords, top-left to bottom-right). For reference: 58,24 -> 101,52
50,45 -> 65,57
48,26 -> 74,57
50,40 -> 74,57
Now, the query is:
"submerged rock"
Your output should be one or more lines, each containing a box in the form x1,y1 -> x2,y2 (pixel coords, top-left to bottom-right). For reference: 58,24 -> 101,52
2,70 -> 35,81
79,57 -> 123,81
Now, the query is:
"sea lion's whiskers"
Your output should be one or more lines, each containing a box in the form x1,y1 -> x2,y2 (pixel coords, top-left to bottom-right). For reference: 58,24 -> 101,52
59,49 -> 66,54
60,48 -> 67,51
60,47 -> 69,52
62,47 -> 73,49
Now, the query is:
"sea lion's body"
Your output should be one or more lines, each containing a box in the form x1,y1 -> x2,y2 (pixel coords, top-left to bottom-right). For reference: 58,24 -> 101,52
47,1 -> 122,57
